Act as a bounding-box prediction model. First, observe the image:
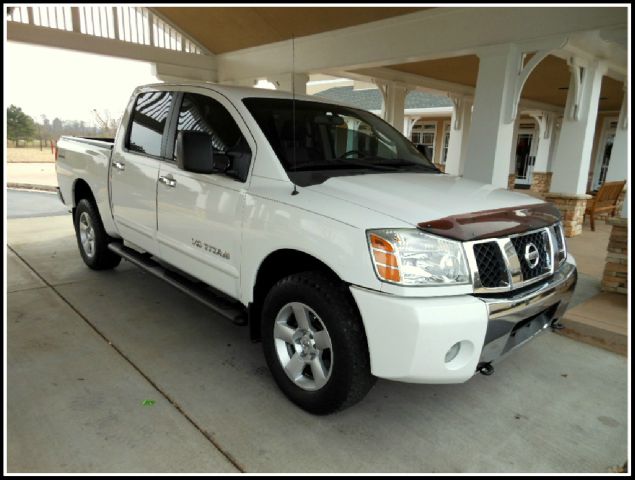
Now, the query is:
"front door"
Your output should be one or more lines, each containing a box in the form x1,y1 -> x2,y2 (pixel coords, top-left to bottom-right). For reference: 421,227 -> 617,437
157,89 -> 254,299
110,90 -> 174,254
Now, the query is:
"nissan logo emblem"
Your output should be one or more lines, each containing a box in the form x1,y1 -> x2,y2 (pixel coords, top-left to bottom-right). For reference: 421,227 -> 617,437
524,243 -> 540,269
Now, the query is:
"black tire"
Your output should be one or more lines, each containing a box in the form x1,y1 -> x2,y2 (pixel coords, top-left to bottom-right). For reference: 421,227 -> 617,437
262,271 -> 376,414
73,198 -> 121,270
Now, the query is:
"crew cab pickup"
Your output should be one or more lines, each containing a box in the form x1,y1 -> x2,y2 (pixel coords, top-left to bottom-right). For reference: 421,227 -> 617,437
56,83 -> 577,414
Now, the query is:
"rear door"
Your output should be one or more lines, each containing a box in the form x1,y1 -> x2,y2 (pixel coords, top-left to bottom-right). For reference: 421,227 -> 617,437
156,89 -> 255,299
110,90 -> 174,254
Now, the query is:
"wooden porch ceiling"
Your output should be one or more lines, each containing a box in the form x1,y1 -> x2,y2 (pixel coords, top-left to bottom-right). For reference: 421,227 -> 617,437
388,54 -> 623,111
155,7 -> 622,111
154,7 -> 426,54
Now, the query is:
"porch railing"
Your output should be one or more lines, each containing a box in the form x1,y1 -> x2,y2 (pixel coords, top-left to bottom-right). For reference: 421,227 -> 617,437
7,6 -> 205,55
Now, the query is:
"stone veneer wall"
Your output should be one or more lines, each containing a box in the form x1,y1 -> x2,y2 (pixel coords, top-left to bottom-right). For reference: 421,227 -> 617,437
544,193 -> 591,237
601,217 -> 628,294
507,174 -> 516,190
530,172 -> 553,195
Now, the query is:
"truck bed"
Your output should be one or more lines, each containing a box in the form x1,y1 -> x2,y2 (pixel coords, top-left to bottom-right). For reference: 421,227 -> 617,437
59,136 -> 115,149
56,135 -> 117,235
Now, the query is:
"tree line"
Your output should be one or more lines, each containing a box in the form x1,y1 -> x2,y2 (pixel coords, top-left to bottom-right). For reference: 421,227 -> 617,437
7,105 -> 119,147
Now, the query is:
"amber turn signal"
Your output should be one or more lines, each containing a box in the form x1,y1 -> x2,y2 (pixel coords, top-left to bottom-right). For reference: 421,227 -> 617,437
369,233 -> 401,282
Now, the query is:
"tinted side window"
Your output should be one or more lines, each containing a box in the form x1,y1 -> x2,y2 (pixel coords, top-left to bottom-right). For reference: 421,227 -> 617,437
126,91 -> 173,157
175,93 -> 251,181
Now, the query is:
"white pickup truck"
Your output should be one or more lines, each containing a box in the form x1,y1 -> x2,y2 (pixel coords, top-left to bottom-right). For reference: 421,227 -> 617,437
56,82 -> 577,414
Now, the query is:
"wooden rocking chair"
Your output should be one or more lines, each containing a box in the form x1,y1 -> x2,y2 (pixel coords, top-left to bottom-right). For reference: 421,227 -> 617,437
584,180 -> 626,231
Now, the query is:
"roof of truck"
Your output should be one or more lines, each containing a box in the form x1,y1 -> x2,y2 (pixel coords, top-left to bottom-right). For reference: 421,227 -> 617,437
138,81 -> 359,110
141,82 -> 323,102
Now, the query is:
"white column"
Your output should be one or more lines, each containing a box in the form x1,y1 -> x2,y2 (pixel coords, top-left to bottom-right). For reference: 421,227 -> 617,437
549,58 -> 607,194
345,119 -> 361,151
404,116 -> 420,140
527,111 -> 555,173
219,77 -> 258,87
444,95 -> 472,176
152,63 -> 216,83
378,82 -> 409,134
605,88 -> 628,217
463,44 -> 522,188
547,116 -> 562,172
271,73 -> 309,95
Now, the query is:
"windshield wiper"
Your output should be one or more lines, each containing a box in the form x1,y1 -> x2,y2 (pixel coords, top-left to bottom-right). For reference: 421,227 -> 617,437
376,160 -> 441,172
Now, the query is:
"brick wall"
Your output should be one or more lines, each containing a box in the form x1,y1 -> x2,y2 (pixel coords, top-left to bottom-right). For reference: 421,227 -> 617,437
545,193 -> 591,237
530,172 -> 552,195
601,217 -> 628,294
508,174 -> 516,190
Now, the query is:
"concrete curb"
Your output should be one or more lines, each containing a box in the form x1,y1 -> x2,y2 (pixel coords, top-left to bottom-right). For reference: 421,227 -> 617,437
7,183 -> 58,193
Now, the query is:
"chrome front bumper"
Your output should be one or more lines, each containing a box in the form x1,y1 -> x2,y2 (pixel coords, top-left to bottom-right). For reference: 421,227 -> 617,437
477,260 -> 577,364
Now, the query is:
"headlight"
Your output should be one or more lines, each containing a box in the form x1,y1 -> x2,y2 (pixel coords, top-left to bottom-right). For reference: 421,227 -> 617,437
552,221 -> 567,267
367,229 -> 470,286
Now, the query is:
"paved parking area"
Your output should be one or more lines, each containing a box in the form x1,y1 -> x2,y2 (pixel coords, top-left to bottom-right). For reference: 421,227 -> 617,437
7,189 -> 69,219
7,212 -> 628,473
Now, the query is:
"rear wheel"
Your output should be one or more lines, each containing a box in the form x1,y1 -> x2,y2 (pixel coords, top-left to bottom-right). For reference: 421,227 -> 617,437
73,199 -> 121,270
262,271 -> 375,414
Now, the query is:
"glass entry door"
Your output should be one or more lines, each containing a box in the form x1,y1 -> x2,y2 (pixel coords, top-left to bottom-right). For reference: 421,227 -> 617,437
515,133 -> 535,186
592,119 -> 618,191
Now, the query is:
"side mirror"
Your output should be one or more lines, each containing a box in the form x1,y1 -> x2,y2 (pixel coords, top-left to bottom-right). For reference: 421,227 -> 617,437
176,131 -> 215,174
212,154 -> 231,173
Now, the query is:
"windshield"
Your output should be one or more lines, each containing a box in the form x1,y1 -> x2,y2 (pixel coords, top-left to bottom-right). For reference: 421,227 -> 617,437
242,97 -> 439,186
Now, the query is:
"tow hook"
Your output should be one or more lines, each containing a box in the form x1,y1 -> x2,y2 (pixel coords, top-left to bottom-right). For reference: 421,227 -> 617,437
477,362 -> 495,376
550,319 -> 565,331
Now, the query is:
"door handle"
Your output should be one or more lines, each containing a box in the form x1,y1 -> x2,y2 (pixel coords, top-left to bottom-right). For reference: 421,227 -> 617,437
113,160 -> 125,171
158,175 -> 177,187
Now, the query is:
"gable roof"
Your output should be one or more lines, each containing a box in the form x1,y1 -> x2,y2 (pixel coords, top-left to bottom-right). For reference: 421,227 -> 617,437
314,86 -> 452,111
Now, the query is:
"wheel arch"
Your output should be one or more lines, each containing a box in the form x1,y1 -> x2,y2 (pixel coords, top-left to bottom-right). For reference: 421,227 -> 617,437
248,248 -> 359,341
73,178 -> 96,209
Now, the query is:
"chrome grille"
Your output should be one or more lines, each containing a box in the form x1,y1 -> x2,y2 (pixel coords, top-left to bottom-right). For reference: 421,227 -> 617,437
510,230 -> 552,281
473,242 -> 508,288
466,225 -> 560,293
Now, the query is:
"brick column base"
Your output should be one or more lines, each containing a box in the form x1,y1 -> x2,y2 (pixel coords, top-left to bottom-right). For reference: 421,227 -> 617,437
601,217 -> 627,294
530,171 -> 552,194
507,174 -> 516,190
544,193 -> 592,237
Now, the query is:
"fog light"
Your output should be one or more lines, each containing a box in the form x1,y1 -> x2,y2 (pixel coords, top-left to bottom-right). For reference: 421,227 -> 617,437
445,342 -> 461,363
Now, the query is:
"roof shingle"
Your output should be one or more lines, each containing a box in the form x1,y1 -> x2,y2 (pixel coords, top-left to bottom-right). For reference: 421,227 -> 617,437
314,86 -> 452,111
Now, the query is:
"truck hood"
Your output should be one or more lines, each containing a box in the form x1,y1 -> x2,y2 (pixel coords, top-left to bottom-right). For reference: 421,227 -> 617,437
305,172 -> 545,227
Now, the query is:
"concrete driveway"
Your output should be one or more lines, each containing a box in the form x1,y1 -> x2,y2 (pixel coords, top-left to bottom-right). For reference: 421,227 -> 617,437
6,203 -> 628,473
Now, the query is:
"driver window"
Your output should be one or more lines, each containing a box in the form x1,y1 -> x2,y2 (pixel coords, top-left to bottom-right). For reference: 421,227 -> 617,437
174,93 -> 251,181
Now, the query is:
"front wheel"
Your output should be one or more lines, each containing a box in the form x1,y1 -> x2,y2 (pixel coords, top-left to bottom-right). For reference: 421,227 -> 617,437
73,199 -> 121,270
262,271 -> 376,414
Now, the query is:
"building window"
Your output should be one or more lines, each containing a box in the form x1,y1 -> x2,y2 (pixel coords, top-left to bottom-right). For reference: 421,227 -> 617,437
411,123 -> 436,146
411,122 -> 436,161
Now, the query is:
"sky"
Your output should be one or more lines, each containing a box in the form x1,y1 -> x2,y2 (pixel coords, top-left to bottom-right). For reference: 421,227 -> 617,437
5,42 -> 160,125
